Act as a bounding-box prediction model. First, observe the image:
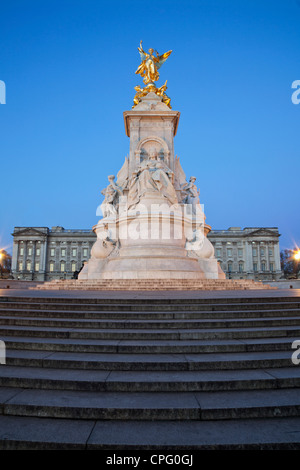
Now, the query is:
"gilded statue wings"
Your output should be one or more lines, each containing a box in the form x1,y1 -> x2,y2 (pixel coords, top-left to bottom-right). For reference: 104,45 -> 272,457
156,50 -> 172,69
137,41 -> 172,67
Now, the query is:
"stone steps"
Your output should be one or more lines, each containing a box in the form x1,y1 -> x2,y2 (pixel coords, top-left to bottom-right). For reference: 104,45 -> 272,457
1,324 -> 300,341
2,295 -> 297,308
1,388 -> 300,421
4,349 -> 294,370
1,365 -> 300,392
1,415 -> 299,450
2,300 -> 300,314
1,314 -> 300,329
31,278 -> 277,291
0,294 -> 299,449
2,335 -> 297,354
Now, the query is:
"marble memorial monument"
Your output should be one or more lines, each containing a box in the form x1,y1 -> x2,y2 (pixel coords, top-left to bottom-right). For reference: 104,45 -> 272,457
79,42 -> 225,280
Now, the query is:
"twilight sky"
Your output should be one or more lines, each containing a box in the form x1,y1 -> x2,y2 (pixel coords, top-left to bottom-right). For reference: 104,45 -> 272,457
0,0 -> 299,253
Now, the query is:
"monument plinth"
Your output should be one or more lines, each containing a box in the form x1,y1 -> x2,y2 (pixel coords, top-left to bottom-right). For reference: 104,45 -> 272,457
79,43 -> 225,281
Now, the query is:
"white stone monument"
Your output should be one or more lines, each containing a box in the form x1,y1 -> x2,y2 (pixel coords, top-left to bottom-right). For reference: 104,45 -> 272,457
79,43 -> 225,280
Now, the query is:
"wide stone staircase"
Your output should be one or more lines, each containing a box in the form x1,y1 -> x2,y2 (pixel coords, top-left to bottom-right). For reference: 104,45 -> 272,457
0,294 -> 299,449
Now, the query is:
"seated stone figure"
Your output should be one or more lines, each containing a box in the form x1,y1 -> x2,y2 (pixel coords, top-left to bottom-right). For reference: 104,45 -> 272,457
128,149 -> 178,208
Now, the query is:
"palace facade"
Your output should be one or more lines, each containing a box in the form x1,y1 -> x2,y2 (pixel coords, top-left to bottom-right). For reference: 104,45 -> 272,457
11,225 -> 282,282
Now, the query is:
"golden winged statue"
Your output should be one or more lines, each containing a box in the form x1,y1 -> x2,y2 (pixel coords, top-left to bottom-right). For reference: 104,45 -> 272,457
135,41 -> 172,85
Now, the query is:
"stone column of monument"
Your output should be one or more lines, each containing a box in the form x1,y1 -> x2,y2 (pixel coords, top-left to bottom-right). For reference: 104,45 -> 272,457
79,43 -> 225,280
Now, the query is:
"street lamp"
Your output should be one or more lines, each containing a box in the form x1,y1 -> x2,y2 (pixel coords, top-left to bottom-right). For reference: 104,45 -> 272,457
294,250 -> 300,261
294,250 -> 300,278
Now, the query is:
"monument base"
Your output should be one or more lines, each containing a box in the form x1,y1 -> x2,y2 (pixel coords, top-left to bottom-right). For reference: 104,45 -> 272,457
31,278 -> 276,291
79,193 -> 224,281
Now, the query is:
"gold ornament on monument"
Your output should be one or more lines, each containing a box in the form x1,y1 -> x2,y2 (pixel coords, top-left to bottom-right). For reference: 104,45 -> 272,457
133,41 -> 172,109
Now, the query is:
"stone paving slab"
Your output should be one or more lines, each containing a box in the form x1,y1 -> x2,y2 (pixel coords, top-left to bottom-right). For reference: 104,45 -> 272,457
0,415 -> 94,449
3,389 -> 201,420
0,414 -> 299,449
2,387 -> 300,421
87,417 -> 300,449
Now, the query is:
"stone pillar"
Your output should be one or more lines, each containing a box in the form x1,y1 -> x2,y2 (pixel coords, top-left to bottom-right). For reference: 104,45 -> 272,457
274,242 -> 281,272
39,239 -> 47,280
245,241 -> 253,276
11,241 -> 19,272
123,92 -> 180,178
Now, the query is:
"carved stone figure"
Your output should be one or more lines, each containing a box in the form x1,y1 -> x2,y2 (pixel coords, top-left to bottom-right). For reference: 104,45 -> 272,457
91,223 -> 117,259
185,226 -> 215,259
128,149 -> 178,208
182,176 -> 201,213
100,157 -> 129,218
100,175 -> 123,218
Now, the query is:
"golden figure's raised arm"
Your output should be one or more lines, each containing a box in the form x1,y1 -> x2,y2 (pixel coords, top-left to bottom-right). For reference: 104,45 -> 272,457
137,40 -> 146,60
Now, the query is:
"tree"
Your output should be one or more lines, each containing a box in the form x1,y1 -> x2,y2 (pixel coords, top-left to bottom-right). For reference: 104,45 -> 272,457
280,249 -> 299,278
0,250 -> 12,276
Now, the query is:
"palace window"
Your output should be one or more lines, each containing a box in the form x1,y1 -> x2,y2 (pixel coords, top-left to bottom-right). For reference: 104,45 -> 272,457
26,261 -> 31,271
60,261 -> 65,272
50,248 -> 55,257
253,263 -> 258,272
61,248 -> 66,257
28,247 -> 32,256
83,248 -> 88,257
71,261 -> 77,272
72,248 -> 77,257
35,262 -> 40,272
49,262 -> 54,272
261,262 -> 266,272
19,261 -> 23,271
20,247 -> 24,256
239,262 -> 244,273
36,247 -> 40,256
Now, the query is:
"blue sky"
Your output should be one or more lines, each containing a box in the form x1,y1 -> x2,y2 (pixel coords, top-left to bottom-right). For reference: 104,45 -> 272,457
0,0 -> 299,253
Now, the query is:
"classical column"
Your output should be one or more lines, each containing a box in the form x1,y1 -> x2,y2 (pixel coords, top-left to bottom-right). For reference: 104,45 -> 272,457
245,241 -> 253,275
31,241 -> 36,279
274,242 -> 281,272
11,241 -> 19,272
266,242 -> 270,271
257,243 -> 261,272
39,239 -> 47,280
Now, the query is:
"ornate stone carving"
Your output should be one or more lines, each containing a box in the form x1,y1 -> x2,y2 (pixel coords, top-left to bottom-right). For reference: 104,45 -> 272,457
127,149 -> 177,209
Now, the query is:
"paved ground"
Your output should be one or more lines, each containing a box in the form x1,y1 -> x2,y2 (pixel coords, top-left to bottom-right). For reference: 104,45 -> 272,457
0,287 -> 299,300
